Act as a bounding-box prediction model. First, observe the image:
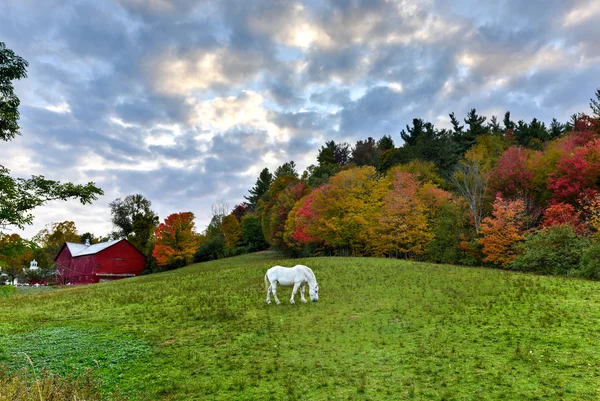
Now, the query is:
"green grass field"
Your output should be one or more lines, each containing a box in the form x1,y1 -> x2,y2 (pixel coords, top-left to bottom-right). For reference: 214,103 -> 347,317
1,251 -> 600,400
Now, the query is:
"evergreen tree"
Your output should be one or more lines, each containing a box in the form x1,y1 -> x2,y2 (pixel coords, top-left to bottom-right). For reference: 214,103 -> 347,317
488,116 -> 503,135
377,135 -> 394,151
449,112 -> 464,136
274,161 -> 298,179
401,118 -> 426,146
549,118 -> 565,139
245,168 -> 273,211
591,89 -> 600,120
503,111 -> 515,132
456,109 -> 488,154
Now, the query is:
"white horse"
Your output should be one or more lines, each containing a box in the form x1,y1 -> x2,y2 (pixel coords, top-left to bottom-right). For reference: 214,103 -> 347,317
264,265 -> 319,305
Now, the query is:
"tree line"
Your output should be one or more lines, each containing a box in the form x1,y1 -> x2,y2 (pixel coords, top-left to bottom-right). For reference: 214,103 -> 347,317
196,88 -> 600,280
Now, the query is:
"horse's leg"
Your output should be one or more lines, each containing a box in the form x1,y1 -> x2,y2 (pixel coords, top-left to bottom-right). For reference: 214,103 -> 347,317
300,283 -> 307,303
271,282 -> 281,305
266,282 -> 272,304
290,282 -> 301,304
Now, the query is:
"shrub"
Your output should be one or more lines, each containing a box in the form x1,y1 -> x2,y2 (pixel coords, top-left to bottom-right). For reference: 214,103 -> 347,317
578,244 -> 600,279
511,225 -> 590,275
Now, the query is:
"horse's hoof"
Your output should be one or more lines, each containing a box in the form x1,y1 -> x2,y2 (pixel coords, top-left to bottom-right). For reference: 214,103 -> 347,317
266,301 -> 271,304
276,302 -> 281,305
302,299 -> 307,303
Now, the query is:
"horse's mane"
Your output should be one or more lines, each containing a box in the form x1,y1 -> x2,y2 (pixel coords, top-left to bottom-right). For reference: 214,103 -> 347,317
301,265 -> 317,285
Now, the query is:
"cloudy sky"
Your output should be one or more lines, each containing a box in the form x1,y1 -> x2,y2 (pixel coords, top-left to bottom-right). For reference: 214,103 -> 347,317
2,0 -> 600,239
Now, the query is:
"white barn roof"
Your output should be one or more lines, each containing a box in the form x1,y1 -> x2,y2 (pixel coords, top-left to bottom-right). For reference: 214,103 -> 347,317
65,239 -> 122,257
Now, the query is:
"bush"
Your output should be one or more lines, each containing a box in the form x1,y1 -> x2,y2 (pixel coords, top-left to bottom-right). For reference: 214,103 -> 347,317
578,244 -> 600,279
511,225 -> 590,275
0,366 -> 127,401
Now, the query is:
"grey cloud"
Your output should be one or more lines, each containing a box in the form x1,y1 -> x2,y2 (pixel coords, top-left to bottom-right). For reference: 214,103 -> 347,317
310,88 -> 351,106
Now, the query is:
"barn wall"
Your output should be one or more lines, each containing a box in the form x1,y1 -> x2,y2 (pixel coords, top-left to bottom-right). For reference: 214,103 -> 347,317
55,246 -> 74,285
71,254 -> 98,284
96,240 -> 146,277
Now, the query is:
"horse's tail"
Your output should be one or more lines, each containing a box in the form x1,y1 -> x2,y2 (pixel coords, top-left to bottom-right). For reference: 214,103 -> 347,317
264,273 -> 270,290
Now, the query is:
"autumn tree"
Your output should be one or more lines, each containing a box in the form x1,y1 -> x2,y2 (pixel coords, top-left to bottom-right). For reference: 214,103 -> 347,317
153,212 -> 198,269
479,196 -> 529,266
261,180 -> 309,249
369,171 -> 433,258
34,221 -> 80,266
487,146 -> 537,204
548,138 -> 600,205
0,233 -> 35,280
290,167 -> 385,255
221,214 -> 241,254
541,203 -> 584,234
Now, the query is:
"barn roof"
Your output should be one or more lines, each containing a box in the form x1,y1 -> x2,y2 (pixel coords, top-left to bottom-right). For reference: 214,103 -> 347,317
65,239 -> 122,257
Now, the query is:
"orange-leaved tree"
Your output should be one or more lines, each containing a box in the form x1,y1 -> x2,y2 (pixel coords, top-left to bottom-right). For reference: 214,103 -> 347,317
153,212 -> 198,269
479,196 -> 529,266
369,170 -> 433,258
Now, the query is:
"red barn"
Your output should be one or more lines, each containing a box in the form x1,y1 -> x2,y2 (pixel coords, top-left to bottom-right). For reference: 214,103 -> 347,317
55,238 -> 146,285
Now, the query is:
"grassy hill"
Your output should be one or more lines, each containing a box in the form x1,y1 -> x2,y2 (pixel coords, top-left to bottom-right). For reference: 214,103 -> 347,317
1,252 -> 600,400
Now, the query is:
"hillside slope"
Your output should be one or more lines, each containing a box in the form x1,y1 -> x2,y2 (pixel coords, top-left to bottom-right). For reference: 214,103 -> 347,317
1,252 -> 599,400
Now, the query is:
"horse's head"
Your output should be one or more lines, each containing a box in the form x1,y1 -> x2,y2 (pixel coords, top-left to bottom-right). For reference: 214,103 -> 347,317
309,283 -> 319,302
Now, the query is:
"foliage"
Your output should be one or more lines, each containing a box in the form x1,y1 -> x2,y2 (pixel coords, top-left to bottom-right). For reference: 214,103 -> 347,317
34,221 -> 80,266
240,214 -> 268,251
193,234 -> 225,263
293,166 -> 385,255
261,180 -> 308,249
462,134 -> 510,175
541,202 -> 584,234
351,137 -> 381,167
369,171 -> 433,258
273,161 -> 298,179
487,146 -> 536,201
579,243 -> 600,279
427,203 -> 468,264
0,42 -> 28,141
109,194 -> 159,258
0,167 -> 104,229
220,214 -> 241,253
152,212 -> 198,269
548,138 -> 600,205
317,140 -> 351,166
511,225 -> 590,275
393,160 -> 446,188
479,197 -> 529,266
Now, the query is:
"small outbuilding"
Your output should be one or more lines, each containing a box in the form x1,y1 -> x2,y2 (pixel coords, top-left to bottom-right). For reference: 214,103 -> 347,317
55,238 -> 146,285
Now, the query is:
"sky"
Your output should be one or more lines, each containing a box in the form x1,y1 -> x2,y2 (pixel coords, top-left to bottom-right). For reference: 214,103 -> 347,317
2,0 -> 600,239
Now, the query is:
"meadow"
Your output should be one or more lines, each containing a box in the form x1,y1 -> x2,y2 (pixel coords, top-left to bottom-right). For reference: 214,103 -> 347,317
1,251 -> 600,400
